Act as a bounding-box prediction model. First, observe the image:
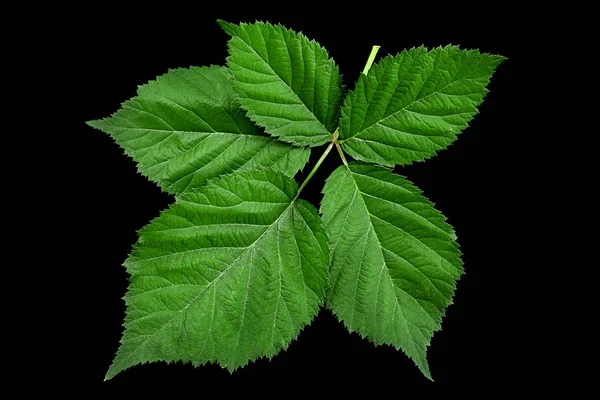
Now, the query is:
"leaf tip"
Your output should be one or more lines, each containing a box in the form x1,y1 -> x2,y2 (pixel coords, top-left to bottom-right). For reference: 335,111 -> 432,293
217,19 -> 237,36
415,357 -> 434,381
104,366 -> 118,381
483,53 -> 507,70
86,119 -> 103,129
104,357 -> 128,381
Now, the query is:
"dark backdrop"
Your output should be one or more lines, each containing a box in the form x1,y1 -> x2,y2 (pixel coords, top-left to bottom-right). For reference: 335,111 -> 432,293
66,5 -> 524,391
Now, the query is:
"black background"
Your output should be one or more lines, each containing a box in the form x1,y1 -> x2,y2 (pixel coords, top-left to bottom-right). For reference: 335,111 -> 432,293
63,4 -> 526,391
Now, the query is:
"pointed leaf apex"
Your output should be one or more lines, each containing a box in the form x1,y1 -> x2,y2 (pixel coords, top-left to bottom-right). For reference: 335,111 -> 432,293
104,365 -> 119,381
217,19 -> 237,36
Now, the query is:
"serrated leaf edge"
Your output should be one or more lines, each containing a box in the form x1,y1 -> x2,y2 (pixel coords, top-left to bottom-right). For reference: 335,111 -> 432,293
105,167 -> 329,380
320,162 -> 464,381
219,20 -> 343,147
339,45 -> 505,167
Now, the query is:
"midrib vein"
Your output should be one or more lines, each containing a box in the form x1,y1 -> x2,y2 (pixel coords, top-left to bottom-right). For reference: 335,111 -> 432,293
120,202 -> 297,365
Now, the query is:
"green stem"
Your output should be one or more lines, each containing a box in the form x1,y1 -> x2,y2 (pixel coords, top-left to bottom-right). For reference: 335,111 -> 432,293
337,45 -> 381,145
362,45 -> 381,75
295,46 -> 380,198
335,142 -> 348,166
295,130 -> 338,199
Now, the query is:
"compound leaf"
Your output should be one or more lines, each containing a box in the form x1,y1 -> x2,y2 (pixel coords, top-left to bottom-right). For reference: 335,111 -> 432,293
88,66 -> 310,195
339,46 -> 504,166
320,162 -> 463,379
106,169 -> 329,379
220,20 -> 343,147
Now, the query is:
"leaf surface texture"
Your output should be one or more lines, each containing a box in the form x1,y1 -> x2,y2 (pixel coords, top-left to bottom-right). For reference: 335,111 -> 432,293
88,66 -> 310,194
320,163 -> 463,378
221,21 -> 343,146
340,46 -> 504,166
107,170 -> 328,379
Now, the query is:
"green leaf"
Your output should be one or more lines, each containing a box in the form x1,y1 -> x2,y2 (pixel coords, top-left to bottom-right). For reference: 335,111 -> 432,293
320,162 -> 463,379
88,66 -> 310,195
106,169 -> 329,379
339,46 -> 504,166
220,20 -> 343,147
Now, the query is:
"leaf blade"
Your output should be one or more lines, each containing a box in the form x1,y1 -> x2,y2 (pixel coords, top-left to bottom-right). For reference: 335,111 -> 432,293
88,66 -> 310,195
221,21 -> 343,146
320,162 -> 463,379
340,46 -> 504,166
106,169 -> 328,379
